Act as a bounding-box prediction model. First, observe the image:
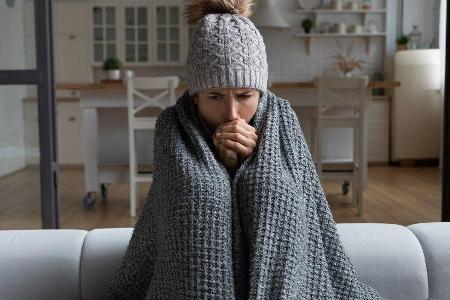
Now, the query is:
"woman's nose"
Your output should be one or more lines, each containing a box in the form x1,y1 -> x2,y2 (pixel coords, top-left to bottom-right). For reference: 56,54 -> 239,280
224,98 -> 239,121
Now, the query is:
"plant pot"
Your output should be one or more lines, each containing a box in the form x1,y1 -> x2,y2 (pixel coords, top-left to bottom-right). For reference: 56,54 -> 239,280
304,28 -> 311,34
106,70 -> 121,80
397,44 -> 408,51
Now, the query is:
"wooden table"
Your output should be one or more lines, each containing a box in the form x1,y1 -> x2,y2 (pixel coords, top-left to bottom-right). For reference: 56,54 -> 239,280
56,80 -> 400,204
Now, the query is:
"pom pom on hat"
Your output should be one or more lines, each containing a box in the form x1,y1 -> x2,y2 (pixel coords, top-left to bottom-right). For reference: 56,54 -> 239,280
184,0 -> 255,25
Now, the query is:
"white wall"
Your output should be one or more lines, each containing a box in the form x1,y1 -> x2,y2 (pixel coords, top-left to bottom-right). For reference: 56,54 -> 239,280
402,0 -> 440,48
0,1 -> 29,177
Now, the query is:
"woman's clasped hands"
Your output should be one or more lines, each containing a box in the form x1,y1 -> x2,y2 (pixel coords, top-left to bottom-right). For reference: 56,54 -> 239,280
212,117 -> 258,173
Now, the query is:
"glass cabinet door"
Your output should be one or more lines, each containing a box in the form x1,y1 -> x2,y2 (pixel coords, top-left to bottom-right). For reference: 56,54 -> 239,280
155,5 -> 181,63
92,6 -> 117,62
124,6 -> 149,63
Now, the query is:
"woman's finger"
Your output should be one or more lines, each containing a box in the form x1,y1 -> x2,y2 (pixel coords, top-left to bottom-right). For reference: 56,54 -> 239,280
217,118 -> 256,134
217,131 -> 256,148
219,138 -> 253,158
219,124 -> 258,140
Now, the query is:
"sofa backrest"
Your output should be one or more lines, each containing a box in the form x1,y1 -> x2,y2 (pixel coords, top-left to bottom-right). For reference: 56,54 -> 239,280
1,223 -> 449,300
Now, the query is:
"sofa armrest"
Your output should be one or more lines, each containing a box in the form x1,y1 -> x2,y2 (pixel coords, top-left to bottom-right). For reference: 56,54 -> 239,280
0,229 -> 87,300
408,222 -> 450,300
337,223 -> 429,300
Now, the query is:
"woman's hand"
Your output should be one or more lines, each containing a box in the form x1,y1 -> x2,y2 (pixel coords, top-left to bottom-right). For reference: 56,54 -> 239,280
212,118 -> 258,172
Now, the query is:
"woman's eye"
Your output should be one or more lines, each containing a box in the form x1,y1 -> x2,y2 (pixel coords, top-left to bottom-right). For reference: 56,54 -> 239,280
208,96 -> 221,100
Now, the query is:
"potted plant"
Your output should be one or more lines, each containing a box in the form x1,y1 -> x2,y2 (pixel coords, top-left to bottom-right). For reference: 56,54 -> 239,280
302,18 -> 314,34
103,57 -> 122,80
397,35 -> 409,51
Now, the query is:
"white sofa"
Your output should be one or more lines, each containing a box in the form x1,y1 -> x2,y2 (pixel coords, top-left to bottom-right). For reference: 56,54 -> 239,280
0,222 -> 449,300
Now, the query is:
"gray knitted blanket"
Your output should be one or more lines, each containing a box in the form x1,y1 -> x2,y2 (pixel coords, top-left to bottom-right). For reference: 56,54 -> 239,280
106,89 -> 386,299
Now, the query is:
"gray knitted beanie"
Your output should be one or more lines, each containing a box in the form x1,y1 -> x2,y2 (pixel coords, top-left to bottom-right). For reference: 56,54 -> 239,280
184,0 -> 268,96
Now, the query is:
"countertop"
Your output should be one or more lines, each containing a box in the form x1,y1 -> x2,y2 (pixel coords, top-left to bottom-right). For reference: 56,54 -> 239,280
56,80 -> 401,91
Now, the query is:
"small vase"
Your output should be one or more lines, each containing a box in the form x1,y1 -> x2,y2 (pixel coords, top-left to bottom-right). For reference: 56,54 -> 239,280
343,71 -> 353,78
106,70 -> 121,80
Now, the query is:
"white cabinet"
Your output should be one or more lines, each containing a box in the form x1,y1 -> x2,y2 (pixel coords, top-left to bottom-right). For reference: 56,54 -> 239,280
91,5 -> 119,63
53,2 -> 88,35
54,34 -> 90,83
57,102 -> 84,165
24,99 -> 83,166
123,5 -> 150,63
87,0 -> 186,66
53,1 -> 90,83
153,3 -> 182,64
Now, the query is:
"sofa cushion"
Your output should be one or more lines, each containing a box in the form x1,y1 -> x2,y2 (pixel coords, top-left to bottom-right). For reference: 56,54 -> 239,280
80,228 -> 133,300
336,223 -> 429,300
408,222 -> 450,300
0,229 -> 87,300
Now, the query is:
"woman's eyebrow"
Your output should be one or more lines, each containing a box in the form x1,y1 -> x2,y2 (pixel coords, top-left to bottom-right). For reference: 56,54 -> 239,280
207,91 -> 225,96
237,91 -> 253,94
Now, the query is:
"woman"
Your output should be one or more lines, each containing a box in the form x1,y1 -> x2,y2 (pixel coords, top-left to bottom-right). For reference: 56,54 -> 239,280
106,0 -> 387,299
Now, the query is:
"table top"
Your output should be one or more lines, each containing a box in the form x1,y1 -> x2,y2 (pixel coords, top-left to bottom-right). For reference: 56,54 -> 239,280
56,80 -> 401,91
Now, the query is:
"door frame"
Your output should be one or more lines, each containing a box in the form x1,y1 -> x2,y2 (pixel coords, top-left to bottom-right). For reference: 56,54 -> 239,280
0,0 -> 58,228
442,1 -> 450,221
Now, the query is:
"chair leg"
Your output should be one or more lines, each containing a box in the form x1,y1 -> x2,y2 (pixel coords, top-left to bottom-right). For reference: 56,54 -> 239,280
129,129 -> 137,217
130,181 -> 137,217
355,163 -> 364,216
352,176 -> 357,205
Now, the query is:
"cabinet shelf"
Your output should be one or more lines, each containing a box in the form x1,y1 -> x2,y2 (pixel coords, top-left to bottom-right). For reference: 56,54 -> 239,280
296,9 -> 387,14
295,33 -> 386,54
295,33 -> 386,37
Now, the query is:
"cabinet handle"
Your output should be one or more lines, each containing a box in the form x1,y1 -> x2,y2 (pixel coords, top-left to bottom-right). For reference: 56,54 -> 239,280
69,117 -> 76,122
69,35 -> 76,40
70,91 -> 77,96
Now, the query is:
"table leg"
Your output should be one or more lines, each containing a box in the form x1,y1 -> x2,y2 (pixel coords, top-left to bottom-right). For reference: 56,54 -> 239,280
83,108 -> 99,194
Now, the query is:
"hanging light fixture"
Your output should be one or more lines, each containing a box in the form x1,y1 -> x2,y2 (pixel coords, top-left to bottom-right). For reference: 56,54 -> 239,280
251,0 -> 290,29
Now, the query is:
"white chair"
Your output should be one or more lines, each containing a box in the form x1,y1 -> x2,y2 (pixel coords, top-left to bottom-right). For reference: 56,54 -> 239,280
126,76 -> 180,217
311,76 -> 369,216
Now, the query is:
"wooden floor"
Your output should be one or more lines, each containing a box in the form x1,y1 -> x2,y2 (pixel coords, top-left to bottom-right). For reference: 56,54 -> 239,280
0,165 -> 442,230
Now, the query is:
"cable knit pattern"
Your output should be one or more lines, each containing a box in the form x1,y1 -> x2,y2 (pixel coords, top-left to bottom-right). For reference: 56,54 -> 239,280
186,13 -> 268,96
105,89 -> 387,299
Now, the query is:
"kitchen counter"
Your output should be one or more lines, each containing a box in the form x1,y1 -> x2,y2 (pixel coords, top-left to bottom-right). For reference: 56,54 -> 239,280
56,80 -> 400,91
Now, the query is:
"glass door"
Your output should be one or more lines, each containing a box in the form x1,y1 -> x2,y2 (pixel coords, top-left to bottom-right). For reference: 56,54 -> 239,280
0,0 -> 58,229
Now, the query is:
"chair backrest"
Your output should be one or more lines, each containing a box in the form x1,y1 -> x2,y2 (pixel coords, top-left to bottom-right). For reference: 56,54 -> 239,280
314,76 -> 369,115
126,76 -> 180,115
312,76 -> 369,173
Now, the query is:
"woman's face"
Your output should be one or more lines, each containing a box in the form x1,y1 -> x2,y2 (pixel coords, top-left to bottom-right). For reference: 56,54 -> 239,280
193,87 -> 260,132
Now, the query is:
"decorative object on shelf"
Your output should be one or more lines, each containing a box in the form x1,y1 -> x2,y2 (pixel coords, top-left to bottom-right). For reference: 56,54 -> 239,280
102,57 -> 122,80
331,0 -> 343,10
348,0 -> 359,10
338,23 -> 347,34
396,35 -> 409,51
408,25 -> 422,49
123,70 -> 134,83
302,18 -> 314,34
331,39 -> 365,77
253,0 -> 290,28
362,0 -> 372,10
319,21 -> 331,33
366,20 -> 378,33
298,0 -> 324,10
349,24 -> 364,34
